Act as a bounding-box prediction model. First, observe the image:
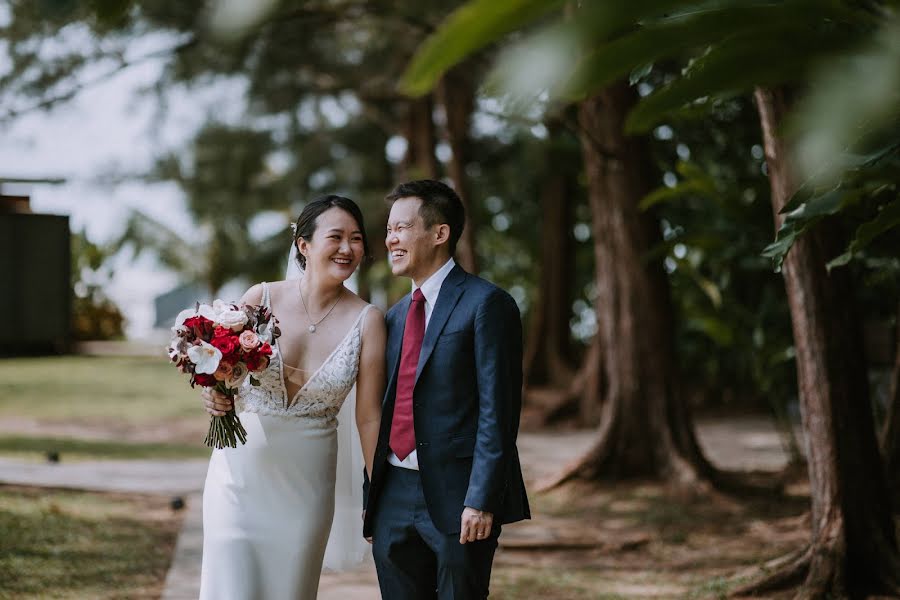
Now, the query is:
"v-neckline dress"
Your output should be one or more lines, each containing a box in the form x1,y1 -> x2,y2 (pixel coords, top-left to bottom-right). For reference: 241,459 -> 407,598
199,282 -> 373,599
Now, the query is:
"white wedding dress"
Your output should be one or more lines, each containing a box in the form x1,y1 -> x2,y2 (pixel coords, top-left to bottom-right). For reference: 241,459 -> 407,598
199,282 -> 373,599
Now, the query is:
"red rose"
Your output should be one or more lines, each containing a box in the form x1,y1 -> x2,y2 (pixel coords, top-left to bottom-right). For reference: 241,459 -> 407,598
245,349 -> 271,372
258,342 -> 272,356
184,316 -> 214,341
211,334 -> 239,357
213,326 -> 232,339
194,373 -> 217,387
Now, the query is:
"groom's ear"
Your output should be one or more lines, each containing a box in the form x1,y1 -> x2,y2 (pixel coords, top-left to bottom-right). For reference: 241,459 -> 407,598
434,223 -> 451,247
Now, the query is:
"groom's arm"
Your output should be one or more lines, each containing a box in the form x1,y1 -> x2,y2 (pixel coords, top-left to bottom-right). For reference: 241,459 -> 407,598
464,289 -> 523,514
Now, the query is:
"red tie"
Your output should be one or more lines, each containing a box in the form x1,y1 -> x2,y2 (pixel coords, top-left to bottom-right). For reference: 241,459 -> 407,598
390,289 -> 426,460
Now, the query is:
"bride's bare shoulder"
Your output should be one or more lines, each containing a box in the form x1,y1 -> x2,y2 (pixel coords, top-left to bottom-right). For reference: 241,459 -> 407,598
239,282 -> 268,305
341,289 -> 369,310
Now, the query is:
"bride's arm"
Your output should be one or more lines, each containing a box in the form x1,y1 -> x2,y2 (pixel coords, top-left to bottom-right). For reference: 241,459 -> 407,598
356,307 -> 386,479
202,284 -> 266,415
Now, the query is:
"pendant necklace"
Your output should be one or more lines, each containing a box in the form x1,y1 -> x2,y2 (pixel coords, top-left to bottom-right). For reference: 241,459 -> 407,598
298,280 -> 343,333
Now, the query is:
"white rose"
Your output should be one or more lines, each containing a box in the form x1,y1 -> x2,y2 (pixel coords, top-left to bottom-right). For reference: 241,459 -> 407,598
187,341 -> 222,374
217,308 -> 249,332
212,299 -> 230,314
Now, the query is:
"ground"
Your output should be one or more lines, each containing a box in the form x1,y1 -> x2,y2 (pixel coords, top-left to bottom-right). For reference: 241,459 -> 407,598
1,354 -> 874,599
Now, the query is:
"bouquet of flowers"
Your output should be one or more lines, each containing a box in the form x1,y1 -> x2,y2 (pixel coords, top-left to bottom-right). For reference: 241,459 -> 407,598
167,299 -> 280,449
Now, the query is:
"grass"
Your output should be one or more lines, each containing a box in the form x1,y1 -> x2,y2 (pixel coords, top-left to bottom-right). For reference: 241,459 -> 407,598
492,569 -> 627,599
0,484 -> 182,599
0,355 -> 205,423
0,435 -> 209,461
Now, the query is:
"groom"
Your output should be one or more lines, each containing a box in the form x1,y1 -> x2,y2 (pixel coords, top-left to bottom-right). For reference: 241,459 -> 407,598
364,180 -> 530,599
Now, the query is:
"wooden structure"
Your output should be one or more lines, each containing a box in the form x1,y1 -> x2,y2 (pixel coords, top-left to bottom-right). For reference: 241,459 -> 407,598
0,180 -> 70,355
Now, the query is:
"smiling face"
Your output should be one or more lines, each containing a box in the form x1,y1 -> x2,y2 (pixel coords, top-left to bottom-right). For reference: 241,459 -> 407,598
386,196 -> 450,285
297,207 -> 365,283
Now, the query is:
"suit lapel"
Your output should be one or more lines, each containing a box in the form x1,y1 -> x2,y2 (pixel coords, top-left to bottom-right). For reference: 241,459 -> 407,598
384,294 -> 410,402
415,265 -> 466,383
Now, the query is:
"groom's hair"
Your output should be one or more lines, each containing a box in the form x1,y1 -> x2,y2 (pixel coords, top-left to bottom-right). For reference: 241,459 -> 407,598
386,180 -> 465,256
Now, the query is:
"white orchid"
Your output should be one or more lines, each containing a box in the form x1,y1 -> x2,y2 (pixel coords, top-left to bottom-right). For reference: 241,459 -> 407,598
187,340 -> 222,374
172,308 -> 197,332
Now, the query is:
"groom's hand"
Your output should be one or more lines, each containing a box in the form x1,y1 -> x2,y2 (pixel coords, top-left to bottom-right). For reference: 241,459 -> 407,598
459,507 -> 493,544
362,510 -> 372,544
202,389 -> 233,416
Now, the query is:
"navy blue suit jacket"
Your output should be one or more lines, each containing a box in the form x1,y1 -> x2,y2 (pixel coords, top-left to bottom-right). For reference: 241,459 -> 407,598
363,265 -> 530,536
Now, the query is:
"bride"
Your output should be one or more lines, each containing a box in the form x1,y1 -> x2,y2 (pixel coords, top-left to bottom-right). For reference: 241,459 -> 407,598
198,195 -> 385,599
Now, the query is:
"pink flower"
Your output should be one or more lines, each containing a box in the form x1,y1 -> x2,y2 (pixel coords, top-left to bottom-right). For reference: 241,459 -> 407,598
239,330 -> 260,352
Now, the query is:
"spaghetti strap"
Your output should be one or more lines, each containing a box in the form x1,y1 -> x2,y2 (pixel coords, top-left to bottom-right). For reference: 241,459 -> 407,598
355,304 -> 375,335
261,282 -> 271,309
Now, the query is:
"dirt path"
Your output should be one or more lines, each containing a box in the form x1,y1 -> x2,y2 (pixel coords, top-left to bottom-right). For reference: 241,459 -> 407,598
2,415 -> 803,599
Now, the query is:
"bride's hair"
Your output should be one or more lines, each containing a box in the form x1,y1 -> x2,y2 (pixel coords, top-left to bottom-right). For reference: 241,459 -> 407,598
292,195 -> 370,270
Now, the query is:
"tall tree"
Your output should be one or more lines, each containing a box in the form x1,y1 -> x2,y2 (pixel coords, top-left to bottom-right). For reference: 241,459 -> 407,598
522,123 -> 577,387
740,87 -> 900,596
439,64 -> 478,273
553,81 -> 716,485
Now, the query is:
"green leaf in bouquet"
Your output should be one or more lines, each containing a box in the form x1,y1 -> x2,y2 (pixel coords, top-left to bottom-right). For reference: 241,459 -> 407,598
250,376 -> 260,387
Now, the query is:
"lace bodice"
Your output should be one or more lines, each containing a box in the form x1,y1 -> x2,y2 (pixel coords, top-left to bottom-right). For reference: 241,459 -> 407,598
236,282 -> 373,429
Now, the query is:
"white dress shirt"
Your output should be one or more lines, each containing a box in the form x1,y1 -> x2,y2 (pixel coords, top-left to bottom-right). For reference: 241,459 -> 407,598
388,258 -> 457,470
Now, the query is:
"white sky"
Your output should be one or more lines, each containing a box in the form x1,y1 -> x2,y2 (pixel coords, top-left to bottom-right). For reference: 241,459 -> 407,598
0,37 -> 247,339
0,18 -> 546,341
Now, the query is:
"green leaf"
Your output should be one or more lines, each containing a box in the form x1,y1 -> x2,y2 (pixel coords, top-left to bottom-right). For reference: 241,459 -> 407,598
825,251 -> 854,269
762,186 -> 862,269
686,316 -> 734,346
850,198 -> 900,249
625,26 -> 835,132
563,3 -> 806,101
827,198 -> 900,269
640,161 -> 720,210
400,0 -> 566,96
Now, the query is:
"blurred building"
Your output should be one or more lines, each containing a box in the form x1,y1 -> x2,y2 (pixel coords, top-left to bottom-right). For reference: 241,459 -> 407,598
0,178 -> 70,355
154,282 -> 210,330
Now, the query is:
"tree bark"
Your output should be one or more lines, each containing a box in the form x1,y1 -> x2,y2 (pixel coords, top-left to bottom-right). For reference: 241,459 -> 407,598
883,301 -> 900,511
401,95 -> 439,180
736,86 -> 900,598
439,67 -> 478,273
523,126 -> 577,391
546,81 -> 717,488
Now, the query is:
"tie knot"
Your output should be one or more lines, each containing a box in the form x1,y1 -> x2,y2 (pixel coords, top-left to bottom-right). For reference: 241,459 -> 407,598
412,289 -> 425,303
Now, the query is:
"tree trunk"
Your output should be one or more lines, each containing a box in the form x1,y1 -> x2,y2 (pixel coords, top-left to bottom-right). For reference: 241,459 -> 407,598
736,87 -> 900,598
439,67 -> 478,273
546,81 -> 716,488
523,126 -> 577,390
883,301 -> 900,511
401,95 -> 439,180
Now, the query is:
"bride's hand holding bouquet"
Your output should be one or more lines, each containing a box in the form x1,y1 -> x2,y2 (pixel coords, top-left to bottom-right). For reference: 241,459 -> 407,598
167,299 -> 280,448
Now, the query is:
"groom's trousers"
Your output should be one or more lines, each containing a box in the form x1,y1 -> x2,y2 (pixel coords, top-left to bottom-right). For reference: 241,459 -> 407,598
372,465 -> 501,600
